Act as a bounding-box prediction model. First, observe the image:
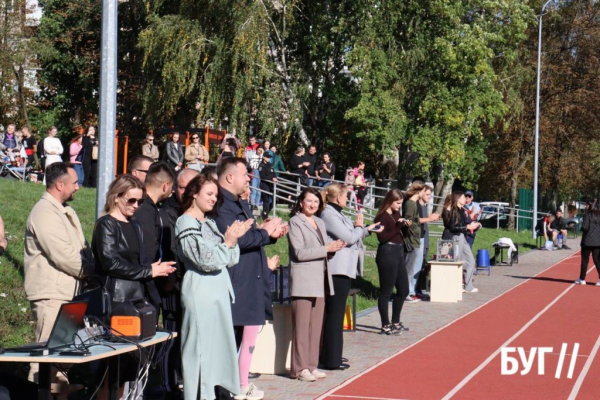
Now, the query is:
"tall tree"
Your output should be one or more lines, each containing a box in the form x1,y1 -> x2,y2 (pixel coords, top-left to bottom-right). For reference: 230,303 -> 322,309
34,0 -> 101,131
345,0 -> 531,193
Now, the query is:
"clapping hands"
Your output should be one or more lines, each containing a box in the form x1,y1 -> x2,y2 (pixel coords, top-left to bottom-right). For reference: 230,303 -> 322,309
267,255 -> 280,271
326,239 -> 346,253
224,219 -> 254,248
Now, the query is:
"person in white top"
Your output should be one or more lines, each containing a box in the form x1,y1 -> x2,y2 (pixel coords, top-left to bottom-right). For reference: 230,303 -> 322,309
43,126 -> 64,185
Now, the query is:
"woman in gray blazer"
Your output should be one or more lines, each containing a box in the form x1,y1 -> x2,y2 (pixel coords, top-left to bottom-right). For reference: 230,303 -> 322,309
165,132 -> 184,171
288,188 -> 345,382
319,183 -> 382,370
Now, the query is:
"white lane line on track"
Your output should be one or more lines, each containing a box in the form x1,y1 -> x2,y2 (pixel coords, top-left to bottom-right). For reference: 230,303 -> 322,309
567,335 -> 600,400
442,265 -> 595,400
315,254 -> 580,400
328,395 -> 408,400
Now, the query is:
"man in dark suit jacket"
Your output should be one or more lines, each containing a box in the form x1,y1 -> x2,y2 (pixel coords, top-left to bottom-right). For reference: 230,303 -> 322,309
214,157 -> 286,399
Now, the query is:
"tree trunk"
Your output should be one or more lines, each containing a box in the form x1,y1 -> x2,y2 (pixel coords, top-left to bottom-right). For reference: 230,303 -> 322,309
507,152 -> 528,230
435,175 -> 454,214
433,162 -> 444,199
508,176 -> 519,230
14,66 -> 30,127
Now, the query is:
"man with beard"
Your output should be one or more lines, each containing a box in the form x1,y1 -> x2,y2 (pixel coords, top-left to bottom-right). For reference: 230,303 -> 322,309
24,162 -> 94,385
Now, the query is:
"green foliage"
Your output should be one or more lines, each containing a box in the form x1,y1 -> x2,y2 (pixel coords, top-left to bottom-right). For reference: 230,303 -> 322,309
346,0 -> 533,184
0,179 -> 98,347
34,0 -> 102,130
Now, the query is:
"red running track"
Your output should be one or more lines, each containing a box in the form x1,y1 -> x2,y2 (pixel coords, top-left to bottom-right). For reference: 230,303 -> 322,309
318,252 -> 600,400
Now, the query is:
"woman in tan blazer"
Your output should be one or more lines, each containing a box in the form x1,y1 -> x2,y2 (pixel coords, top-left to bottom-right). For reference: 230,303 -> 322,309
288,187 -> 345,382
142,134 -> 160,161
184,134 -> 210,171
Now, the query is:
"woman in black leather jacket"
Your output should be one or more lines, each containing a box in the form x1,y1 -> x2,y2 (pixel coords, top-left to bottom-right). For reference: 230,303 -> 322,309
442,191 -> 480,293
92,174 -> 176,313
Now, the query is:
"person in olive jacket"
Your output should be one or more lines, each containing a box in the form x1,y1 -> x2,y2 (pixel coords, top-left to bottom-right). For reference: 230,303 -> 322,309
575,200 -> 600,285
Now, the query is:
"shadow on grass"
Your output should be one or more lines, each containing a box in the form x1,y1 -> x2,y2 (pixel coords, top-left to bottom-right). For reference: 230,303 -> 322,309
352,275 -> 380,301
3,249 -> 25,278
507,275 -> 575,284
520,243 -> 539,250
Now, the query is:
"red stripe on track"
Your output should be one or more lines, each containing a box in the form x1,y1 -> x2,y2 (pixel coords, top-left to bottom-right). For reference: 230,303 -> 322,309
455,280 -> 600,399
572,337 -> 600,399
322,255 -> 590,400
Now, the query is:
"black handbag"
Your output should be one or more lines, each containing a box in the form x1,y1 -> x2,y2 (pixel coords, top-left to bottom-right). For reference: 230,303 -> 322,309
73,276 -> 111,319
399,229 -> 414,253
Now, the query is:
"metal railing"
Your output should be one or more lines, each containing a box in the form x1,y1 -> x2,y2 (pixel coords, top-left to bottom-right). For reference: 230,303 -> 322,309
256,170 -> 544,234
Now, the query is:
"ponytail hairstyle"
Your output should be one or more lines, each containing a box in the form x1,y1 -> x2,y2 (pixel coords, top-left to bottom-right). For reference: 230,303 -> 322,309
404,182 -> 425,200
321,182 -> 348,206
588,199 -> 600,224
376,189 -> 403,220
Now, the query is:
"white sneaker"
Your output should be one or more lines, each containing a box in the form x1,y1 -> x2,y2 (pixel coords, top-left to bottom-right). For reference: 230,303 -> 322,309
465,288 -> 479,293
234,383 -> 264,400
311,369 -> 327,379
574,279 -> 586,285
297,369 -> 317,382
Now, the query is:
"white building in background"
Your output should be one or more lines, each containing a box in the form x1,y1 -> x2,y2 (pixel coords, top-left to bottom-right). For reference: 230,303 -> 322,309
26,0 -> 42,26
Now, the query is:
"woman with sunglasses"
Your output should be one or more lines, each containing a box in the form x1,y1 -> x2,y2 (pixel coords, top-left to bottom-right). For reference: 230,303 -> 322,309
93,174 -> 176,312
142,134 -> 160,162
185,134 -> 210,171
92,174 -> 176,393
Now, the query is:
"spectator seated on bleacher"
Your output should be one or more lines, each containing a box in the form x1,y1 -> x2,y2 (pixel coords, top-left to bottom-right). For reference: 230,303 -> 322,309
551,208 -> 571,249
536,213 -> 558,249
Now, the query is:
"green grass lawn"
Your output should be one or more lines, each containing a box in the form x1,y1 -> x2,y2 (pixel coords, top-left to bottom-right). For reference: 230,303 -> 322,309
0,179 -> 97,347
0,177 -> 538,346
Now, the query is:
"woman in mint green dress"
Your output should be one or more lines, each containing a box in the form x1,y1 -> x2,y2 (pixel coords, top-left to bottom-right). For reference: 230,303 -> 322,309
175,175 -> 253,400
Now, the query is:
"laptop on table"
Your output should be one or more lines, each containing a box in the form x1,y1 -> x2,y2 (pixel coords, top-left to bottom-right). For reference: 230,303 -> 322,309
6,300 -> 88,353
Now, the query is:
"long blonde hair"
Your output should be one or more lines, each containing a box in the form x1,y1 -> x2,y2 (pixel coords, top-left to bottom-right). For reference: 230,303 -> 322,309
103,174 -> 146,214
404,182 -> 425,199
321,182 -> 348,206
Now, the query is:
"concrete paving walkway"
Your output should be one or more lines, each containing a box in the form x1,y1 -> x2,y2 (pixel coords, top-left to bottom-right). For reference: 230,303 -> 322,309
252,239 -> 583,400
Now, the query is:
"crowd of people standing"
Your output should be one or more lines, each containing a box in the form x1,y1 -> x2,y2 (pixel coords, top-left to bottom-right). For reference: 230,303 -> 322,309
1,123 -> 99,187
8,126 -> 494,399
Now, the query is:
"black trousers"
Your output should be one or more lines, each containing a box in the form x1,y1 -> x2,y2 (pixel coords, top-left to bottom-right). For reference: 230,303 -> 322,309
580,246 -> 600,280
261,189 -> 273,219
376,244 -> 409,326
159,290 -> 183,393
320,275 -> 351,369
83,159 -> 92,187
355,187 -> 367,204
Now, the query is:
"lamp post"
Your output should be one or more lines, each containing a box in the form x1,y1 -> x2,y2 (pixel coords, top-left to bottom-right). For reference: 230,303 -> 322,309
96,0 -> 118,218
533,0 -> 558,239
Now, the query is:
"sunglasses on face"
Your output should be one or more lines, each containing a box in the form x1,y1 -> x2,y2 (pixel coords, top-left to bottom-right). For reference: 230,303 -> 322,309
465,195 -> 472,198
192,137 -> 199,140
123,197 -> 144,206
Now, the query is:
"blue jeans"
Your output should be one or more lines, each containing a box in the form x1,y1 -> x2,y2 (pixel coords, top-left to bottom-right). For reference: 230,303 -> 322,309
317,179 -> 332,188
405,238 -> 425,296
250,169 -> 261,205
74,164 -> 84,186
